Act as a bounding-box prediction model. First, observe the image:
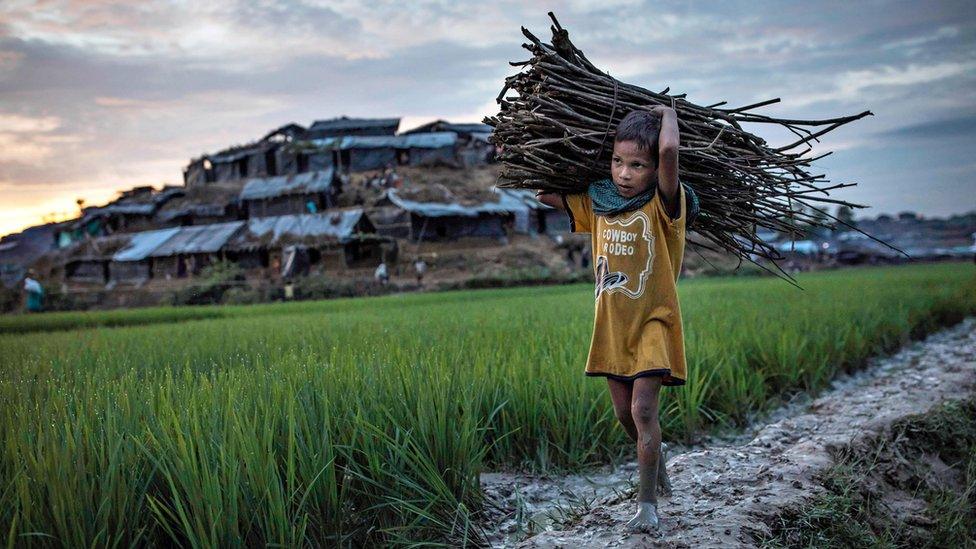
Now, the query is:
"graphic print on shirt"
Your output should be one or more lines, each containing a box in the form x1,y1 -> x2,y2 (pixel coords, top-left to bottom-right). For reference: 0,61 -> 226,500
594,210 -> 654,300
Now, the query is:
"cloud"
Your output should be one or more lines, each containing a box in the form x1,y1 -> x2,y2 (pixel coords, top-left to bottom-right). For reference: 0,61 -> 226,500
785,60 -> 976,107
881,25 -> 960,51
0,112 -> 60,132
2,0 -> 976,236
878,113 -> 976,141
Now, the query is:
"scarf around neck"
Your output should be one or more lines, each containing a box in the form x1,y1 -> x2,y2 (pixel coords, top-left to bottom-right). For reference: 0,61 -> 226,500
588,178 -> 653,216
587,178 -> 701,225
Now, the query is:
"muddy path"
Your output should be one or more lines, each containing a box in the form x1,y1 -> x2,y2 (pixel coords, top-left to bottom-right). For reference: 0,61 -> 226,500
480,318 -> 976,547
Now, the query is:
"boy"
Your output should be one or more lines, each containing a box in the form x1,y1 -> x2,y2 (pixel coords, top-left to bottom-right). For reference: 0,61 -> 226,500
537,106 -> 686,532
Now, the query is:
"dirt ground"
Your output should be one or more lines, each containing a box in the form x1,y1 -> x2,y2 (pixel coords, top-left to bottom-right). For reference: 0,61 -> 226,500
480,317 -> 976,547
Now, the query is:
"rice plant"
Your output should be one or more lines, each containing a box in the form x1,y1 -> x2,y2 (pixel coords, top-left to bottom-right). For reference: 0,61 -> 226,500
1,263 -> 974,545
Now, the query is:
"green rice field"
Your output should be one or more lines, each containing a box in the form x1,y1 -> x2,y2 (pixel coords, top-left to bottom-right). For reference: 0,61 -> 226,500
2,263 -> 975,546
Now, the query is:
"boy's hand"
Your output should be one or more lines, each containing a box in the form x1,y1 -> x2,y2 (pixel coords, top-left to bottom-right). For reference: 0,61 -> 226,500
536,190 -> 566,211
649,105 -> 676,119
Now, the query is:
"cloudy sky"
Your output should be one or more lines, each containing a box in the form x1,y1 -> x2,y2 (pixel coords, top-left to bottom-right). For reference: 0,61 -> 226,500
1,0 -> 974,237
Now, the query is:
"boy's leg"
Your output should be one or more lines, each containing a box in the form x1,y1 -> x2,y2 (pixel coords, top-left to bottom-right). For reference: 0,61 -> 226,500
606,378 -> 637,442
608,377 -> 672,496
626,375 -> 663,532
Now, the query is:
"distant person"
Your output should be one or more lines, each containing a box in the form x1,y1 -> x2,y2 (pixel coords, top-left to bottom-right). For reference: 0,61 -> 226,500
306,200 -> 318,214
374,262 -> 389,286
414,258 -> 427,286
23,272 -> 44,313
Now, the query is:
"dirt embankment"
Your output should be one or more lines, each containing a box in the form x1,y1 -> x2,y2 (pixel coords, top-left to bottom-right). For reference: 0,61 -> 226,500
482,318 -> 976,548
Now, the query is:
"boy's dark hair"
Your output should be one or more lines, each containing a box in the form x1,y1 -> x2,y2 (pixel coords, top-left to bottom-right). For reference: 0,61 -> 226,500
614,110 -> 661,164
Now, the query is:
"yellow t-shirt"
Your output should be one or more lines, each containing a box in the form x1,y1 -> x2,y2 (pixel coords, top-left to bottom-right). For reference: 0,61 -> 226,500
564,185 -> 687,386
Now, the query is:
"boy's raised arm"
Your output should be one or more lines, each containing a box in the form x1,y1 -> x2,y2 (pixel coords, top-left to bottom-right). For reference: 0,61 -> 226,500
652,106 -> 681,219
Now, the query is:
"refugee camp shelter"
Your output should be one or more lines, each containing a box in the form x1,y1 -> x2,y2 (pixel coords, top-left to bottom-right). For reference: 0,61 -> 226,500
299,132 -> 460,173
56,211 -> 108,249
262,122 -> 338,177
0,222 -> 62,288
368,206 -> 412,239
149,221 -> 245,278
183,157 -> 216,187
227,208 -> 384,274
109,227 -> 181,284
108,222 -> 244,281
156,181 -> 244,227
402,121 -> 494,166
306,117 -> 400,139
386,188 -> 530,241
831,232 -> 903,265
55,186 -> 185,248
240,169 -> 339,218
156,204 -> 238,227
61,234 -> 134,285
64,255 -> 109,284
185,128 -> 300,187
262,123 -> 307,143
209,141 -> 281,183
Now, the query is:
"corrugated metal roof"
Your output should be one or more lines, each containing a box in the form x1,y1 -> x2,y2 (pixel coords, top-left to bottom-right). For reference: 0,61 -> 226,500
150,221 -> 244,257
231,209 -> 366,248
309,117 -> 400,132
239,169 -> 335,200
306,132 -> 458,151
112,228 -> 180,262
387,188 -> 528,218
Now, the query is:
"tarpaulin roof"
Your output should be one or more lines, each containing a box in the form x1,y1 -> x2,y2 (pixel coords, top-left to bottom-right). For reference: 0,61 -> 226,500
112,228 -> 180,262
309,117 -> 400,133
240,169 -> 335,200
387,188 -> 528,218
150,221 -> 244,257
305,132 -> 458,151
402,120 -> 493,135
231,209 -> 368,248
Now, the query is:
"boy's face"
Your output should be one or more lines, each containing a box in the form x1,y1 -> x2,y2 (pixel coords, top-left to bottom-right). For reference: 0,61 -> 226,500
611,140 -> 656,198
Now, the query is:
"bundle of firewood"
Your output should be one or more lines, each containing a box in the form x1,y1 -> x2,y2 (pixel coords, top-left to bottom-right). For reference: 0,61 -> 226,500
485,13 -> 887,280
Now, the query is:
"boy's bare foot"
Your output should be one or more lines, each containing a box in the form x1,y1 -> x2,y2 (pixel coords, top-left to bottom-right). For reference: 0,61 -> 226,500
625,501 -> 660,532
657,442 -> 673,497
